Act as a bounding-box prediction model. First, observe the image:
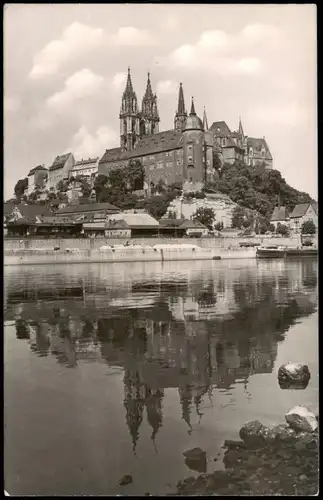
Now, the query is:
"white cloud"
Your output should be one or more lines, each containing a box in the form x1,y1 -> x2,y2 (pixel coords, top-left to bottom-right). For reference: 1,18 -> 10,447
112,72 -> 126,90
29,22 -> 105,79
111,26 -> 156,46
4,96 -> 20,113
69,125 -> 118,158
46,69 -> 104,110
159,23 -> 280,75
156,80 -> 178,95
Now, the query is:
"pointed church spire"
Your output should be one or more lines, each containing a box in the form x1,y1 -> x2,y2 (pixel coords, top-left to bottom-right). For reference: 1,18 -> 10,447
144,72 -> 154,99
177,82 -> 186,115
124,67 -> 134,95
190,97 -> 196,116
174,82 -> 187,132
238,116 -> 244,138
203,107 -> 208,130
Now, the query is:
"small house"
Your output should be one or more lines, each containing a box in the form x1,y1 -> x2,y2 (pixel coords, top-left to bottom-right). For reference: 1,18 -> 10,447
48,153 -> 75,190
289,202 -> 318,234
270,206 -> 289,230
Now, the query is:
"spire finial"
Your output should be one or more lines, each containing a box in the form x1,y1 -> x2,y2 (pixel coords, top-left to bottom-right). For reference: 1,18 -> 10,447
190,97 -> 196,115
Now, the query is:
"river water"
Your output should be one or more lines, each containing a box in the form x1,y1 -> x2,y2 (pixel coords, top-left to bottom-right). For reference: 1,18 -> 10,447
4,258 -> 318,496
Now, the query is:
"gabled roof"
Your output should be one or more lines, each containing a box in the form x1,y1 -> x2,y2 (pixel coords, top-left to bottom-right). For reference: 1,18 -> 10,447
247,137 -> 272,160
12,203 -> 52,221
49,153 -> 73,172
99,147 -> 123,164
108,212 -> 159,228
99,130 -> 183,165
289,202 -> 317,219
106,219 -> 130,229
270,206 -> 288,222
159,219 -> 184,228
209,121 -> 232,136
179,219 -> 207,229
28,165 -> 48,176
55,202 -> 120,215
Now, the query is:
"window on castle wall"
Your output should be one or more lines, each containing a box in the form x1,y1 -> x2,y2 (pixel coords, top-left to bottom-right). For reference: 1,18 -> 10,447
188,156 -> 193,163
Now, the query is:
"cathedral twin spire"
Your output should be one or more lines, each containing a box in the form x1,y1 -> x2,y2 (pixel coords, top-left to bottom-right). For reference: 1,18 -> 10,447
120,68 -> 159,151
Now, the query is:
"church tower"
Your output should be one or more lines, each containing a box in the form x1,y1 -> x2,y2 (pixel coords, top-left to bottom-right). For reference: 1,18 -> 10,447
183,98 -> 206,186
174,83 -> 187,132
119,68 -> 141,152
140,72 -> 160,136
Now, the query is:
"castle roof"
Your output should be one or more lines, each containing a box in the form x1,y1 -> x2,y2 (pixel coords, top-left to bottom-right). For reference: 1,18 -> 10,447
209,121 -> 232,136
247,137 -> 272,160
99,130 -> 183,165
49,153 -> 73,172
184,98 -> 204,131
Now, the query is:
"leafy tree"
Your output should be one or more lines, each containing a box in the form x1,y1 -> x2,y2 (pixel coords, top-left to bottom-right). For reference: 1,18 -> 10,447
192,207 -> 215,230
128,159 -> 145,191
14,178 -> 28,199
214,221 -> 224,231
301,220 -> 316,235
167,210 -> 177,219
276,223 -> 289,236
212,150 -> 222,171
269,223 -> 276,233
81,180 -> 92,197
216,160 -> 312,220
231,206 -> 245,229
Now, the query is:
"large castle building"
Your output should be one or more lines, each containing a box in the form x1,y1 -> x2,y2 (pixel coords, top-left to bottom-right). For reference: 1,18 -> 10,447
98,68 -> 273,192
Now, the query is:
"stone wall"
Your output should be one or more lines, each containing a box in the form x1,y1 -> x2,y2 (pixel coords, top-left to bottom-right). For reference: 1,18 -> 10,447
4,235 -> 303,252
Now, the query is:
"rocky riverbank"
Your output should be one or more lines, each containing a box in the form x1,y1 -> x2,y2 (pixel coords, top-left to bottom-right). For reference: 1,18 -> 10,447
175,407 -> 319,496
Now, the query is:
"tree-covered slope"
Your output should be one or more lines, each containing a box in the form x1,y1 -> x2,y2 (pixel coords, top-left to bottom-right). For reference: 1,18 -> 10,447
214,161 -> 313,219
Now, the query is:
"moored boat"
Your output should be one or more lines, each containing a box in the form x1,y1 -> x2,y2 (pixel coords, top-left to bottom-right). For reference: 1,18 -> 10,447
257,245 -> 318,259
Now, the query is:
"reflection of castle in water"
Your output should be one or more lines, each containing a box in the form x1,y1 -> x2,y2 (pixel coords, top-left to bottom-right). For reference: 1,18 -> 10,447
5,259 -> 318,451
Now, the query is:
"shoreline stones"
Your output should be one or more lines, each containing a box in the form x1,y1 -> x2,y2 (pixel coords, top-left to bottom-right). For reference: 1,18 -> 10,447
176,411 -> 319,496
285,406 -> 318,433
278,362 -> 311,389
183,447 -> 207,473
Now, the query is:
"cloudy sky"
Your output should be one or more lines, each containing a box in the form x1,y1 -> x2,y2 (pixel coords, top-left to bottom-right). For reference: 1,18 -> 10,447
4,4 -> 317,200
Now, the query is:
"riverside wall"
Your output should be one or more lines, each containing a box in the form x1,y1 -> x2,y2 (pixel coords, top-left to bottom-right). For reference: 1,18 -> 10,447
4,235 -> 303,252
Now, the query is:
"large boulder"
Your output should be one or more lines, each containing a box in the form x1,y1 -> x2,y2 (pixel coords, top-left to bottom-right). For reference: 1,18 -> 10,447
183,447 -> 207,473
239,420 -> 268,448
278,363 -> 311,389
285,406 -> 318,433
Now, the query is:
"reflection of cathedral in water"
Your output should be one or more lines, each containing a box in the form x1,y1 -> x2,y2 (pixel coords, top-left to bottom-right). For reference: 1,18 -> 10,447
5,259 -> 318,452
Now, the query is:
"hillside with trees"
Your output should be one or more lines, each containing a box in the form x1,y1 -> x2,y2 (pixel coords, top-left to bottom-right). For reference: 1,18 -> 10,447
10,157 -> 314,229
209,159 -> 313,219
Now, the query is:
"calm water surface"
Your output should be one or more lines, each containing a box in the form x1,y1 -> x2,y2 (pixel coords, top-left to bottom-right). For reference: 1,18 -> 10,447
4,258 -> 318,496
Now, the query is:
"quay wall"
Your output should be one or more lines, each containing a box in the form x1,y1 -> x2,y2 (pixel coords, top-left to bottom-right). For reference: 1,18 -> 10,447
4,235 -> 303,251
4,246 -> 257,267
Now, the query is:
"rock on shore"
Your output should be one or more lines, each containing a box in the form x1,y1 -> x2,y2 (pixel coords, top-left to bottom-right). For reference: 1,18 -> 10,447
278,362 -> 311,389
176,409 -> 318,496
